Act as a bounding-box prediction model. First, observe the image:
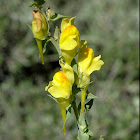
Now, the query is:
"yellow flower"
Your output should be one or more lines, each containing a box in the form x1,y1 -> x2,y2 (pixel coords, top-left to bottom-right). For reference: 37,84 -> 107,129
59,17 -> 80,65
45,71 -> 72,134
61,17 -> 76,32
78,40 -> 104,76
32,10 -> 48,64
45,71 -> 72,99
77,40 -> 104,113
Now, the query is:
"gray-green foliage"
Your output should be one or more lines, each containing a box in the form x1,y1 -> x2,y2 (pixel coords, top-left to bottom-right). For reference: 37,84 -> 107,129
0,0 -> 139,140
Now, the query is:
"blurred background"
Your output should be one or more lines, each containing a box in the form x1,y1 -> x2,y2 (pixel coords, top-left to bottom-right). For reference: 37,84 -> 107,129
0,0 -> 139,140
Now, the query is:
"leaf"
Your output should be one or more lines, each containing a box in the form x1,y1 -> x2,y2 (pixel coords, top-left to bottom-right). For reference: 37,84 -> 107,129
43,39 -> 51,53
85,99 -> 94,111
86,90 -> 98,99
72,84 -> 81,96
77,90 -> 97,112
34,0 -> 45,6
77,131 -> 89,140
64,105 -> 71,125
47,94 -> 57,103
49,13 -> 68,21
27,24 -> 32,31
77,113 -> 93,140
54,26 -> 60,41
29,0 -> 45,8
71,59 -> 78,74
77,90 -> 98,99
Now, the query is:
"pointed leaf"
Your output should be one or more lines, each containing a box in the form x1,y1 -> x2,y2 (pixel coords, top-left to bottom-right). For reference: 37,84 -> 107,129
43,39 -> 51,53
85,99 -> 94,111
27,24 -> 32,31
47,94 -> 57,102
54,26 -> 60,41
50,13 -> 68,21
86,90 -> 98,99
64,105 -> 71,125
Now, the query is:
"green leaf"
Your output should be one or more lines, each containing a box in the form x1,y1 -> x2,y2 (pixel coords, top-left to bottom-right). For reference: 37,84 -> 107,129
43,39 -> 51,53
86,90 -> 98,99
49,13 -> 68,21
85,99 -> 94,111
53,26 -> 60,41
50,37 -> 60,55
34,0 -> 45,6
77,90 -> 98,99
77,131 -> 89,140
72,84 -> 81,96
71,59 -> 78,74
64,105 -> 71,125
27,24 -> 32,31
71,59 -> 79,85
77,113 -> 93,140
78,113 -> 87,132
29,0 -> 45,8
47,94 -> 57,103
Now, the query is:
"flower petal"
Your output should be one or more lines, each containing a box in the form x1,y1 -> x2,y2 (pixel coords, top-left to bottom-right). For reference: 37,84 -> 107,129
61,17 -> 76,32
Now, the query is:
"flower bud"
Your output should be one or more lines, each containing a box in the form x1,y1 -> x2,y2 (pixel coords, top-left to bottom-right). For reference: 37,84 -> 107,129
32,10 -> 47,40
46,6 -> 55,20
32,10 -> 48,64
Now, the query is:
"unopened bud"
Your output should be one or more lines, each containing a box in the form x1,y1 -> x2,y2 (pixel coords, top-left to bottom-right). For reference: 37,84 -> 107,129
47,6 -> 55,19
32,10 -> 48,64
32,10 -> 47,40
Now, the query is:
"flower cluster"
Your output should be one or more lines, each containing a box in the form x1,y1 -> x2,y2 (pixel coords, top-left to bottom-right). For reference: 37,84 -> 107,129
44,17 -> 104,133
30,1 -> 104,138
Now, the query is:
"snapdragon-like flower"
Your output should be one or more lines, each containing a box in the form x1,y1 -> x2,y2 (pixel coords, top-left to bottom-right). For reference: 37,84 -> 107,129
45,71 -> 72,99
77,40 -> 104,88
77,40 -> 104,113
59,17 -> 80,65
32,10 -> 48,64
45,71 -> 72,134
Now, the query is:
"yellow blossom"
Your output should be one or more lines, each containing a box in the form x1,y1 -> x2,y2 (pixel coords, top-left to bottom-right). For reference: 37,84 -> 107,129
59,17 -> 80,65
45,71 -> 72,134
77,40 -> 104,113
45,71 -> 72,99
61,17 -> 76,32
78,40 -> 104,76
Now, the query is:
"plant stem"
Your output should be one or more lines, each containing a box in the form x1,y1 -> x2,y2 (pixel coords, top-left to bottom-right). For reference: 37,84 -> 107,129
72,100 -> 79,121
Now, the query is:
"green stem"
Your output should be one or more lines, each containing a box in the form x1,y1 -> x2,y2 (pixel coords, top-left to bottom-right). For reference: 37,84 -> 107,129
72,100 -> 79,121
